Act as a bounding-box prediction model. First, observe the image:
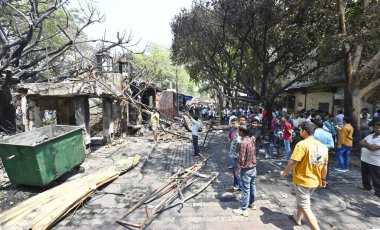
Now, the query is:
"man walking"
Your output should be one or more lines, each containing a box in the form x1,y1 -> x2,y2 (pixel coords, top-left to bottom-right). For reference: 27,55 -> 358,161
335,117 -> 354,172
280,122 -> 328,230
232,126 -> 257,217
359,122 -> 380,198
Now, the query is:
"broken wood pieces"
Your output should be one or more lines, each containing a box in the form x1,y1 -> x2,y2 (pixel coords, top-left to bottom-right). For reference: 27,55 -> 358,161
0,155 -> 141,230
161,127 -> 191,140
116,156 -> 218,229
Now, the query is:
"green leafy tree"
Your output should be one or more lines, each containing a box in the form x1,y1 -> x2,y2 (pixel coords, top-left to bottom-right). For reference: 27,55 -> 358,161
133,43 -> 197,95
336,0 -> 380,131
171,0 -> 337,125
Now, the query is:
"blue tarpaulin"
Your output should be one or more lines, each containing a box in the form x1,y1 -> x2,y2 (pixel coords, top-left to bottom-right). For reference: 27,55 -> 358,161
178,94 -> 193,107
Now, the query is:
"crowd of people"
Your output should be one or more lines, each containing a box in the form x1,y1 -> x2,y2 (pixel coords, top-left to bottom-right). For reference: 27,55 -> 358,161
188,105 -> 217,121
183,106 -> 379,230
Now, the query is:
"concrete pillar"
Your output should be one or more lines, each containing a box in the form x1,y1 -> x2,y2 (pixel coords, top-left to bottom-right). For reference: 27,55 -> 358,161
75,96 -> 91,145
28,99 -> 43,130
21,95 -> 29,131
149,96 -> 154,108
102,97 -> 112,144
112,100 -> 121,135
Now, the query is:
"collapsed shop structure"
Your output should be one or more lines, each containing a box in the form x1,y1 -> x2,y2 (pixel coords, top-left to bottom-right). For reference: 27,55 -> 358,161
15,56 -> 179,146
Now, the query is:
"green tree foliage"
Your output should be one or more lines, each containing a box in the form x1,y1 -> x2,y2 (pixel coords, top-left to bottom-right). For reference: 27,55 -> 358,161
133,44 -> 198,95
171,0 -> 338,111
335,0 -> 380,132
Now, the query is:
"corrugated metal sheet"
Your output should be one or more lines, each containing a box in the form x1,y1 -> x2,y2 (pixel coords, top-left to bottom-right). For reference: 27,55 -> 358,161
156,91 -> 177,118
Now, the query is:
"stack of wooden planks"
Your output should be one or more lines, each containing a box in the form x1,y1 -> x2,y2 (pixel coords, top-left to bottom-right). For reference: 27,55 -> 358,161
0,155 -> 140,230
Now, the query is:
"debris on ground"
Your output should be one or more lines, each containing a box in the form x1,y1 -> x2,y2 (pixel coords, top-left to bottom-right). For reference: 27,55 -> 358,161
0,155 -> 140,230
116,156 -> 218,229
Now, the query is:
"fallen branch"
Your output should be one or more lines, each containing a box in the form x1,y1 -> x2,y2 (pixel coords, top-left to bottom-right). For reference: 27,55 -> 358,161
160,172 -> 219,212
116,156 -> 213,229
161,127 -> 191,140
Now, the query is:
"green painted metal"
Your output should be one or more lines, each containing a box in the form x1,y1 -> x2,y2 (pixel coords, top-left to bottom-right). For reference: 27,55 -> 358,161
0,125 -> 85,187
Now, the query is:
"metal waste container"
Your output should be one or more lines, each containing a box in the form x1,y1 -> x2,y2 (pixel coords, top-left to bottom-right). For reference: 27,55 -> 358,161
0,125 -> 85,186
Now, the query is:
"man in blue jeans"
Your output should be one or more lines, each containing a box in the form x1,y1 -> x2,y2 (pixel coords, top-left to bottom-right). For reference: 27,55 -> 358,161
335,117 -> 354,172
228,118 -> 242,191
282,115 -> 293,161
232,126 -> 257,217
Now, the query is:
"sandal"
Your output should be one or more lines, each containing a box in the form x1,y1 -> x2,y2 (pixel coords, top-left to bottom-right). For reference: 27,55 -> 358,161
288,214 -> 301,226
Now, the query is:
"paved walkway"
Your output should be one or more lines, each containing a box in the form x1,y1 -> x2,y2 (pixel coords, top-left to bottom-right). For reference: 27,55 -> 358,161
54,132 -> 380,230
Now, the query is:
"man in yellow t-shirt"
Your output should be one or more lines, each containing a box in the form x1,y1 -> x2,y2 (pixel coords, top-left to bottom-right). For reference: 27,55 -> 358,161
280,122 -> 328,230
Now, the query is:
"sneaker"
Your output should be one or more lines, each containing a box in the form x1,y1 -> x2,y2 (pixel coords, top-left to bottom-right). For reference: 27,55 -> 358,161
368,194 -> 380,202
232,208 -> 249,217
248,203 -> 257,210
227,186 -> 239,192
356,186 -> 371,191
333,167 -> 345,172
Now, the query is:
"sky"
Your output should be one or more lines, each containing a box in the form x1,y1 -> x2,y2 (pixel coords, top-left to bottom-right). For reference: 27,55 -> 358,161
70,0 -> 194,51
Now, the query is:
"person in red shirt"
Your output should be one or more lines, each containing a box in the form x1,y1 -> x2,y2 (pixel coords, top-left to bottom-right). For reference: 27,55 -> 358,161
282,115 -> 293,161
262,109 -> 267,121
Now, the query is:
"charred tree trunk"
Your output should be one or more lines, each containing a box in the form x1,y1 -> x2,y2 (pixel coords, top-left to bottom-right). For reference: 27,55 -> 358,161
0,73 -> 16,134
343,47 -> 354,119
264,98 -> 275,131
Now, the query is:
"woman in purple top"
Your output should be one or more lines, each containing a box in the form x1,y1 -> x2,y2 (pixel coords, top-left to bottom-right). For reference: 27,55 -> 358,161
271,115 -> 280,132
271,115 -> 281,148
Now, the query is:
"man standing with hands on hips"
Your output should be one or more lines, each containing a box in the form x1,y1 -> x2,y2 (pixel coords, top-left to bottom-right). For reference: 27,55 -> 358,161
280,122 -> 328,230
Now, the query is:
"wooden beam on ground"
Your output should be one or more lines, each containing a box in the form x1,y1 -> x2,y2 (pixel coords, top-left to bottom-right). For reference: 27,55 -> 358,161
0,155 -> 141,230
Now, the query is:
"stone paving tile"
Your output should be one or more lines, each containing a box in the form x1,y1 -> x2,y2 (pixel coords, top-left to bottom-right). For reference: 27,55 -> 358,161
52,132 -> 380,230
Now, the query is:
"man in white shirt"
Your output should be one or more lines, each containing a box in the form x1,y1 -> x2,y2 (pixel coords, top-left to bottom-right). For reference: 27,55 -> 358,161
229,112 -> 237,127
359,122 -> 380,198
189,115 -> 201,156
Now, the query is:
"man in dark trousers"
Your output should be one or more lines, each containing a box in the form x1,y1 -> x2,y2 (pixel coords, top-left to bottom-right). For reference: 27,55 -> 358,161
188,114 -> 201,156
359,121 -> 380,199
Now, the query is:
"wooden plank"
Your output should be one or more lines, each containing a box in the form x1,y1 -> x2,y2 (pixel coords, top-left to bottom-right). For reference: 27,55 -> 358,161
0,155 -> 140,229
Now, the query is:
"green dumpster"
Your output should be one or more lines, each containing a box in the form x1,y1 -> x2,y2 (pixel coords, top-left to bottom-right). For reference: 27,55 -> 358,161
0,125 -> 85,187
